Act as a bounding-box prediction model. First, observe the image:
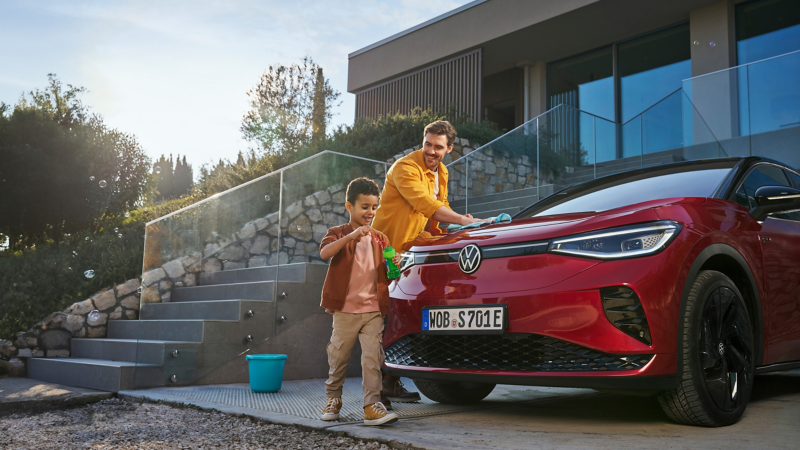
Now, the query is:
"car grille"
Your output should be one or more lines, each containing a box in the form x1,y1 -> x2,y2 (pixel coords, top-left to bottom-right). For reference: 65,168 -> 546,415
385,333 -> 653,372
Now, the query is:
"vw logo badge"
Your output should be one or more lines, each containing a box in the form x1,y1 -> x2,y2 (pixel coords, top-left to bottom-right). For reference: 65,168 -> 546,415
458,244 -> 482,274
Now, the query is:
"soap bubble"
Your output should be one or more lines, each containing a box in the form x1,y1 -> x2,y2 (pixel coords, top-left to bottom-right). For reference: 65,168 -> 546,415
693,40 -> 699,45
84,269 -> 95,279
137,287 -> 143,294
124,212 -> 130,218
118,233 -> 123,238
264,195 -> 270,201
88,310 -> 100,323
89,176 -> 95,181
709,41 -> 716,47
72,251 -> 78,257
296,225 -> 301,230
114,227 -> 119,233
85,236 -> 90,241
155,166 -> 161,174
99,180 -> 107,188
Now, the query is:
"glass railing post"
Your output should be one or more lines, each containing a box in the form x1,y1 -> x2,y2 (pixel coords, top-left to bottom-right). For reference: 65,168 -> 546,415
536,117 -> 540,201
639,116 -> 644,168
593,116 -> 597,179
465,156 -> 469,215
273,170 -> 284,337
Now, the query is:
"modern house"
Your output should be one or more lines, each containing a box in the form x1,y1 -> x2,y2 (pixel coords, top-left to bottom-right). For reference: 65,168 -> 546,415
348,0 -> 800,170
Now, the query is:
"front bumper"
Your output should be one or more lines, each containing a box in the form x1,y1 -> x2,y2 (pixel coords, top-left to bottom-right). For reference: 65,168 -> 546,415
383,244 -> 690,390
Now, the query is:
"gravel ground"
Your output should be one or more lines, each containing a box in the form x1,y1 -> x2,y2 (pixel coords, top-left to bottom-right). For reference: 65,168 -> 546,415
0,398 -> 394,450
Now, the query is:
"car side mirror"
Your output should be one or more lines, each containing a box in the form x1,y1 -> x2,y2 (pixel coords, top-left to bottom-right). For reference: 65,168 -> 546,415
750,185 -> 800,221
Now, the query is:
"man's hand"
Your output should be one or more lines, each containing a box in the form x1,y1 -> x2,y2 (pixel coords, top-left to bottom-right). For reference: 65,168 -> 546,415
459,215 -> 490,226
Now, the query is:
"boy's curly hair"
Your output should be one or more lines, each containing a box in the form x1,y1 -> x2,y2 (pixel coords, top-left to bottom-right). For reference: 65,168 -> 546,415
346,177 -> 380,204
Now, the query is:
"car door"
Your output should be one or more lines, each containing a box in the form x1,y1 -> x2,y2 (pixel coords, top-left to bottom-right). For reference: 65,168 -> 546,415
734,163 -> 800,363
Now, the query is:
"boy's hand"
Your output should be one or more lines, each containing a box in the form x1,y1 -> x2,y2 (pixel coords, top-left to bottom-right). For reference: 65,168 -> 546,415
392,254 -> 402,267
349,225 -> 371,241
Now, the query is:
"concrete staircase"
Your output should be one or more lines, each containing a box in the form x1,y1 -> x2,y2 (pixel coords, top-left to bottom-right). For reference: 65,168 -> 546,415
28,263 -> 326,392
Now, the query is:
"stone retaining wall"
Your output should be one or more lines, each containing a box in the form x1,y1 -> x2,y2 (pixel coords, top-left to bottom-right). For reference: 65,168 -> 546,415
0,278 -> 141,361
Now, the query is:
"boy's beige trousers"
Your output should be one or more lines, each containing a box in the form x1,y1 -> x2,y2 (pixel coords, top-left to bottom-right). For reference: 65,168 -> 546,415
324,310 -> 384,406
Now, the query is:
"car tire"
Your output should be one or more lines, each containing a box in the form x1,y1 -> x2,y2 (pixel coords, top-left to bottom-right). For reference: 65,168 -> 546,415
658,270 -> 755,427
414,380 -> 495,405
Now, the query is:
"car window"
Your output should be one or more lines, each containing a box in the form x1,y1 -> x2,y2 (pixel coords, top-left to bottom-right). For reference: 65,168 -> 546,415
734,184 -> 750,210
740,165 -> 799,221
787,170 -> 800,189
523,168 -> 732,218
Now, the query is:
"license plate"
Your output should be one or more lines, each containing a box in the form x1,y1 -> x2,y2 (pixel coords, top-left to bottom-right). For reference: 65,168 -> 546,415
422,305 -> 507,335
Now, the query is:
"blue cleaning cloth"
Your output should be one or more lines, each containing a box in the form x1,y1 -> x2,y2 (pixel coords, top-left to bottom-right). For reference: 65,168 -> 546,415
446,213 -> 512,232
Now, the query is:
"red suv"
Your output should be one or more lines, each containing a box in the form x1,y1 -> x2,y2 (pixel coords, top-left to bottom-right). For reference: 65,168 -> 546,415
383,157 -> 800,427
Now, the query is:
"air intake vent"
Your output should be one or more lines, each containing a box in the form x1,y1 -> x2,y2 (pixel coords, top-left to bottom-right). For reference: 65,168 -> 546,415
600,286 -> 652,345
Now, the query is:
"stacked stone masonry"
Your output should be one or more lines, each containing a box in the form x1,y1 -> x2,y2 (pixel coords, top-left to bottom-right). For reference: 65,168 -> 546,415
1,278 -> 141,361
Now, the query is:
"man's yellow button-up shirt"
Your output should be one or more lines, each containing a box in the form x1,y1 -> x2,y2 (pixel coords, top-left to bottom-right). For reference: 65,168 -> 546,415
372,149 -> 449,252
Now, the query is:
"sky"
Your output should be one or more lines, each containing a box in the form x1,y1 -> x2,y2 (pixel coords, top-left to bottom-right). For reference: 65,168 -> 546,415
0,0 -> 470,169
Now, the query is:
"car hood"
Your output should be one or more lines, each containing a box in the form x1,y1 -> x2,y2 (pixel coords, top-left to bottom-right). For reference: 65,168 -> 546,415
394,198 -> 702,297
406,198 -> 702,252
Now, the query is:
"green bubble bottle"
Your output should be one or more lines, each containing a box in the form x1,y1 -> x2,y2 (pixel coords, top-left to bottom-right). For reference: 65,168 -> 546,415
383,246 -> 401,279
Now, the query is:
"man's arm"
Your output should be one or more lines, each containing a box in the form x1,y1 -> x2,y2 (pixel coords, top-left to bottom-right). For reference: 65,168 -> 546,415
393,162 -> 487,226
431,206 -> 487,226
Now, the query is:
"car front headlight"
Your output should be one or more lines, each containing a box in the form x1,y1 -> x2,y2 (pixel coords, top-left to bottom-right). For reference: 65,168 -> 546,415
548,221 -> 682,260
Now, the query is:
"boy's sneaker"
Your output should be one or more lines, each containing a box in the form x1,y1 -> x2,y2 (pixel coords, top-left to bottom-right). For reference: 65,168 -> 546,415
364,402 -> 399,426
321,397 -> 342,421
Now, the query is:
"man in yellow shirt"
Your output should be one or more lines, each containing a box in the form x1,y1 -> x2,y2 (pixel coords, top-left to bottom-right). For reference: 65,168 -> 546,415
371,120 -> 487,402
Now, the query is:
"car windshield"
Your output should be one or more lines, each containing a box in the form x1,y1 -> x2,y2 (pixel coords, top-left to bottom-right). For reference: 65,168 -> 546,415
518,164 -> 735,218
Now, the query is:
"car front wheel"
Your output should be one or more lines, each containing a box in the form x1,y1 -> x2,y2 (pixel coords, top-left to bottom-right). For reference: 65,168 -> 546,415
658,270 -> 755,426
414,380 -> 495,404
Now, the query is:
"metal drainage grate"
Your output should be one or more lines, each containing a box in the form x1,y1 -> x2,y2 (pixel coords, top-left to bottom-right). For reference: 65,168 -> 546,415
385,333 -> 653,371
148,378 -> 499,423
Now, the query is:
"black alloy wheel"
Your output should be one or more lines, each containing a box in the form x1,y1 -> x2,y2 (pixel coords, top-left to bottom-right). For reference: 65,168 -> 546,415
658,270 -> 755,426
699,285 -> 753,412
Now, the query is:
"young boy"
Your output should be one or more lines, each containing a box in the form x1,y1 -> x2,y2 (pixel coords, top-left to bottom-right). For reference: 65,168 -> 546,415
318,177 -> 401,426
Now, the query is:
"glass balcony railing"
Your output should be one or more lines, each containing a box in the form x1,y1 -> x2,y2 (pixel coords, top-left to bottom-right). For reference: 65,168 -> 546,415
683,49 -> 800,169
135,151 -> 388,388
447,98 -> 723,218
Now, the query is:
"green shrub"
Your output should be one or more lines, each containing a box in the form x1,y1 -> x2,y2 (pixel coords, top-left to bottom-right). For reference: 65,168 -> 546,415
0,221 -> 144,340
321,107 -> 504,163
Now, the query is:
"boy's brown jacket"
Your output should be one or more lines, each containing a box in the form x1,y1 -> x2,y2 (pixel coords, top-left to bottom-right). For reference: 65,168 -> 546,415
319,223 -> 390,315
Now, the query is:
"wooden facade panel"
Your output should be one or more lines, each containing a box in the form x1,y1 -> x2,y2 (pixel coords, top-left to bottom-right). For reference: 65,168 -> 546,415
354,49 -> 482,121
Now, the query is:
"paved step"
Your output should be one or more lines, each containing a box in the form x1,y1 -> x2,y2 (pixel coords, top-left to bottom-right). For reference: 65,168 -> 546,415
71,338 -> 199,364
198,263 -> 308,286
27,358 -> 160,392
29,262 -> 330,393
140,299 -> 272,321
109,319 -> 208,341
172,280 -> 275,302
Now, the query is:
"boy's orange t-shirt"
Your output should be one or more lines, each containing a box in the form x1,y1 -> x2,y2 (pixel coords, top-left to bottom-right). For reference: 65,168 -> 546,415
340,235 -> 380,313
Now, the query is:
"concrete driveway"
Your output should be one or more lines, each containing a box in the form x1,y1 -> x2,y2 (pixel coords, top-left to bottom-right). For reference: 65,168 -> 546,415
324,370 -> 800,449
124,369 -> 800,449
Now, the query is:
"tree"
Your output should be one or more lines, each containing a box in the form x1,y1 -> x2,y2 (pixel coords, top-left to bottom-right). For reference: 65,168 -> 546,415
0,75 -> 150,250
197,151 -> 273,197
241,56 -> 340,161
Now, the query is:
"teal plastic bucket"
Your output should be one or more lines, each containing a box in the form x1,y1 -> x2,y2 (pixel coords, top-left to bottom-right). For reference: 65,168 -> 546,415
245,354 -> 288,393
